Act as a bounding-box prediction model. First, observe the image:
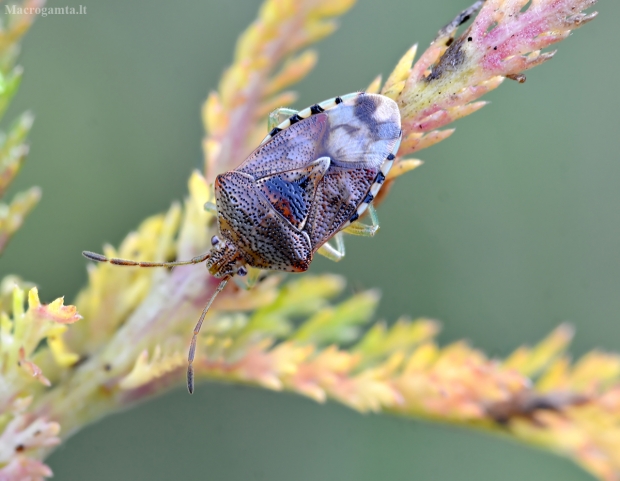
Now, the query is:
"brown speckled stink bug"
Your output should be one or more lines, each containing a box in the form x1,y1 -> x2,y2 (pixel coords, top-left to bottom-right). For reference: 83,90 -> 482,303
83,92 -> 402,392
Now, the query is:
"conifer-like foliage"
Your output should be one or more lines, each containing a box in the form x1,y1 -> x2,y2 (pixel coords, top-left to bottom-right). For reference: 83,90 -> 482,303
1,0 -> 613,479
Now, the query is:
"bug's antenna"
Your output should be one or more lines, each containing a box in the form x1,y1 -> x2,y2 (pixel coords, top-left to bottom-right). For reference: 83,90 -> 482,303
82,250 -> 211,268
187,276 -> 230,394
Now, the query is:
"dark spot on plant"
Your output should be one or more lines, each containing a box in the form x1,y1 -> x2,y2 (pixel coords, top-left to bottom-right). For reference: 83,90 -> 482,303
425,36 -> 466,81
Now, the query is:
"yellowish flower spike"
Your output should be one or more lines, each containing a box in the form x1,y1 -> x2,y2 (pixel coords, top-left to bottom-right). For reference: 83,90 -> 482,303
0,108 -> 38,256
381,0 -> 597,180
0,4 -> 41,256
1,286 -> 81,382
0,285 -> 81,480
119,345 -> 185,390
2,0 -> 614,480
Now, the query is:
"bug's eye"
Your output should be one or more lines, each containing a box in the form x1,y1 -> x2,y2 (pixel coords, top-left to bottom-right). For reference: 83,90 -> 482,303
211,235 -> 220,246
237,266 -> 248,277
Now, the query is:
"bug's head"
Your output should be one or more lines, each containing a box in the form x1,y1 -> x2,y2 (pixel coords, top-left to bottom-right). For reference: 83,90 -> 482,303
206,235 -> 247,278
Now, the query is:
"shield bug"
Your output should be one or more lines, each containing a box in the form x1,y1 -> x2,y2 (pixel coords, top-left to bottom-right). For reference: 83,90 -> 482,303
83,92 -> 402,393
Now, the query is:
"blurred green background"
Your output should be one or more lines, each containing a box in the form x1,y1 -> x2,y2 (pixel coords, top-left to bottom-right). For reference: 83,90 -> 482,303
2,0 -> 618,479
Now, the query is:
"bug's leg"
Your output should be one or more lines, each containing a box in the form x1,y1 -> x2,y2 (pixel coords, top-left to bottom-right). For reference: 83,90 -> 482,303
204,201 -> 217,215
317,232 -> 346,262
268,107 -> 298,131
342,205 -> 380,237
